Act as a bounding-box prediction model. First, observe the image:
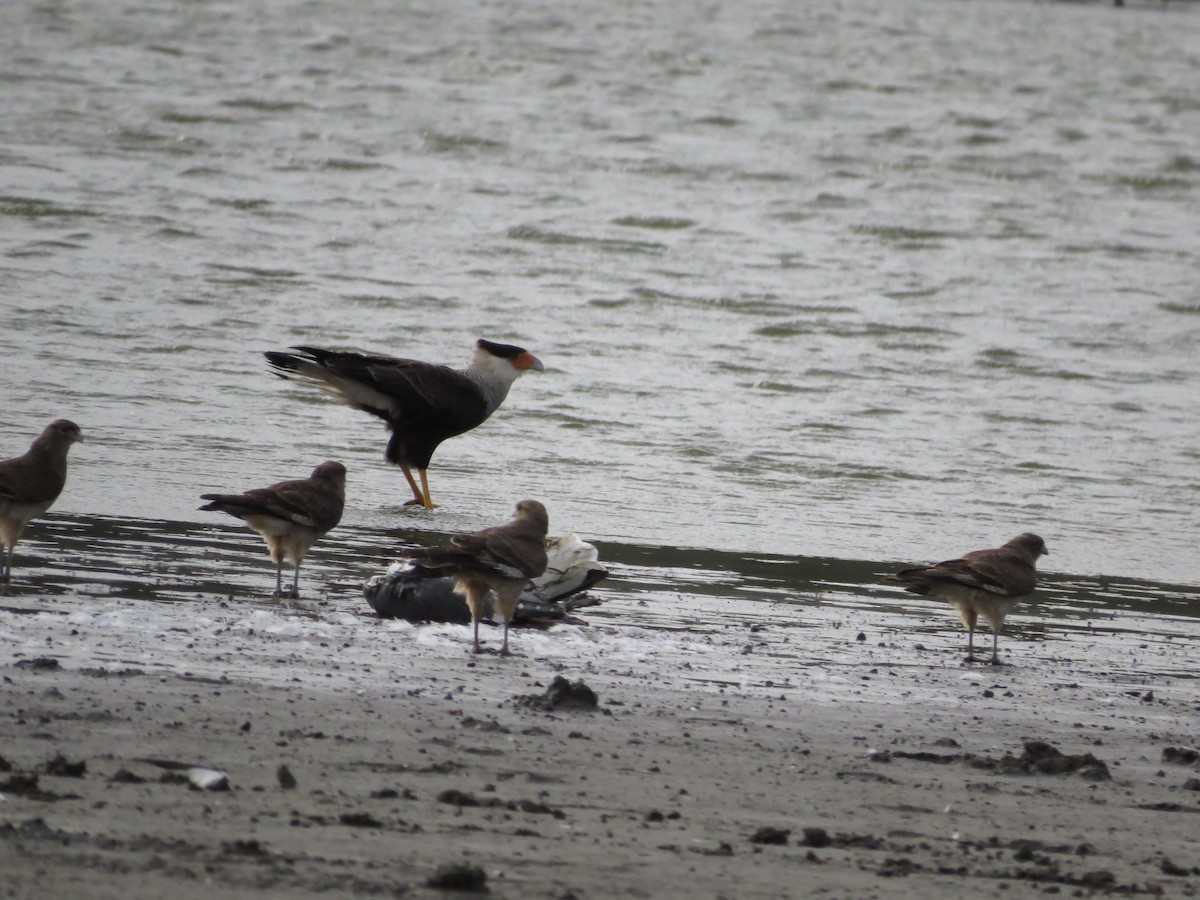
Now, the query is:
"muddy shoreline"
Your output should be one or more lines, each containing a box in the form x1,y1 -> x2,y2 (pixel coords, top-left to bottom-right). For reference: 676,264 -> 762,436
3,582 -> 1200,898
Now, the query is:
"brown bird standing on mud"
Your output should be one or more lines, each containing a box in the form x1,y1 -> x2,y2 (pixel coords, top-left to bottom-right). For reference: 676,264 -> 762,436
200,461 -> 346,599
0,419 -> 83,588
264,339 -> 543,510
400,499 -> 550,655
891,533 -> 1049,665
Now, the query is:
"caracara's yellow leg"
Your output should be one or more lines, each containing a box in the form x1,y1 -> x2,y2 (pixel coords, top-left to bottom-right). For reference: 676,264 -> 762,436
418,469 -> 438,509
400,465 -> 426,507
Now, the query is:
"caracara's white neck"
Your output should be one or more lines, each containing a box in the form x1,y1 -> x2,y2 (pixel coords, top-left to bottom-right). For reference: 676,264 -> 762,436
461,348 -> 526,414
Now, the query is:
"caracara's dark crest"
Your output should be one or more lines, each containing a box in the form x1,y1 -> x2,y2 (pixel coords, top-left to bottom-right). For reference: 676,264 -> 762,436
474,339 -> 528,360
264,338 -> 543,509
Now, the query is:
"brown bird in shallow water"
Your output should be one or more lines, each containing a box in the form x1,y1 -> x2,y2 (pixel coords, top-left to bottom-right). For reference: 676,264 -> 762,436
891,533 -> 1048,665
201,461 -> 346,598
264,339 -> 543,509
0,419 -> 83,588
401,500 -> 549,655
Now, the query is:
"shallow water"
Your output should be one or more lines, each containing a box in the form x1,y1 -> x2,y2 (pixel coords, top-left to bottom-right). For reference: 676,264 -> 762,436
2,0 -> 1199,594
5,512 -> 1197,681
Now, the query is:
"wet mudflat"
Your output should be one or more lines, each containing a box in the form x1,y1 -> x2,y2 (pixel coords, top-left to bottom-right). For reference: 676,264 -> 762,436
2,556 -> 1199,899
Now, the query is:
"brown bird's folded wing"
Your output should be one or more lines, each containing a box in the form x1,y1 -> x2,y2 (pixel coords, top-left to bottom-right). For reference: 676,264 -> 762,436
0,470 -> 19,502
451,525 -> 548,579
201,475 -> 343,534
897,550 -> 1034,598
404,547 -> 528,582
958,548 -> 1036,596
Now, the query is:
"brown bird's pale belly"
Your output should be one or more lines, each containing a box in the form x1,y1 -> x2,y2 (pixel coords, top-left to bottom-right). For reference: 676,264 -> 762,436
0,498 -> 57,547
241,514 -> 320,567
929,583 -> 1017,631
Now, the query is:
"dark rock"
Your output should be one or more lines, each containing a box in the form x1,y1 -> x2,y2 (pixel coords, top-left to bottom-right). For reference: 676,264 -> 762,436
1077,870 -> 1115,889
1162,747 -> 1199,765
42,754 -> 86,778
339,812 -> 383,828
802,827 -> 831,848
110,769 -> 145,784
516,676 -> 599,712
427,862 -> 488,893
749,826 -> 790,845
1161,858 -> 1190,877
222,839 -> 267,856
438,789 -> 482,807
514,799 -> 565,819
0,773 -> 42,797
277,764 -> 297,790
877,857 -> 920,877
14,657 -> 60,671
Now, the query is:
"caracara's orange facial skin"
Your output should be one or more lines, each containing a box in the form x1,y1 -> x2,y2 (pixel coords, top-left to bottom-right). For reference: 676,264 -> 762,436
514,352 -> 544,372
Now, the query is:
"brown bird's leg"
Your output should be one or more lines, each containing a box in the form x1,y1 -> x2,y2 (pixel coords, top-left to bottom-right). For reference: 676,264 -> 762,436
273,561 -> 284,598
289,563 -> 301,600
962,607 -> 978,663
462,582 -> 486,653
399,465 -> 427,507
988,628 -> 1002,666
493,585 -> 521,657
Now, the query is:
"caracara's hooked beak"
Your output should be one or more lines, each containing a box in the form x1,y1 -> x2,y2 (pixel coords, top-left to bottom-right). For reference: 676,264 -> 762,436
514,352 -> 544,372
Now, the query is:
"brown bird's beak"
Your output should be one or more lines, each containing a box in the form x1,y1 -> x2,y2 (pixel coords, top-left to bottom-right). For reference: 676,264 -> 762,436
515,352 -> 544,372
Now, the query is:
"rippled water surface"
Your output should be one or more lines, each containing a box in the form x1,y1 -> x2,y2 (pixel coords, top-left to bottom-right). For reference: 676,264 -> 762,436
2,0 -> 1198,595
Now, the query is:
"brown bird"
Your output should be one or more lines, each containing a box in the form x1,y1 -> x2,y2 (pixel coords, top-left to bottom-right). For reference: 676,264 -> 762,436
892,533 -> 1049,665
200,461 -> 347,599
401,499 -> 550,655
264,339 -> 543,509
0,419 -> 83,587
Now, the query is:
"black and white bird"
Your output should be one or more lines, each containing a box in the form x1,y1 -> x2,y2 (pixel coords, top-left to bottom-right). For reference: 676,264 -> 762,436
891,533 -> 1049,665
264,339 -> 543,509
399,499 -> 550,655
201,461 -> 346,598
0,419 -> 83,587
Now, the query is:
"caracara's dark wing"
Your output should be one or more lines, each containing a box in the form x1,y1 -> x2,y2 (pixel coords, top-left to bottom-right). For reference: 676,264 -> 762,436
265,347 -> 489,431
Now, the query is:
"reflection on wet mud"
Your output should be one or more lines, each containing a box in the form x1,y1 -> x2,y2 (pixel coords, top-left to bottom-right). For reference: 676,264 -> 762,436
9,514 -> 1195,673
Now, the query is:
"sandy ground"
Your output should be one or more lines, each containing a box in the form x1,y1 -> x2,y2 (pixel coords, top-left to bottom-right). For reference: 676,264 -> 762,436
2,579 -> 1200,899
